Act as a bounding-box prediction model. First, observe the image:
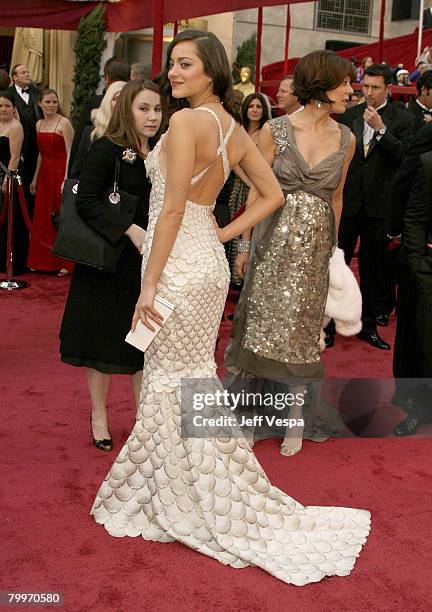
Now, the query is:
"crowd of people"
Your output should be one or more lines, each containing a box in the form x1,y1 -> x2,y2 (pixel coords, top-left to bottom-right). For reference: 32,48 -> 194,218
1,28 -> 432,585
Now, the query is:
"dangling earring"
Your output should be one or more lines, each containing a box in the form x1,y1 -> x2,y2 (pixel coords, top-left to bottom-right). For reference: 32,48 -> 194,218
314,100 -> 323,109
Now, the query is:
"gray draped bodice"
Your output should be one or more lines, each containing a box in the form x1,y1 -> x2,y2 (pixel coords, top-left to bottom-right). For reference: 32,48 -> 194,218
270,115 -> 352,205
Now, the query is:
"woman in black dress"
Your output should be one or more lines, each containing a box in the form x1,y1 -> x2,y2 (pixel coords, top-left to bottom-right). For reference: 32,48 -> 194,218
0,91 -> 24,273
60,80 -> 163,451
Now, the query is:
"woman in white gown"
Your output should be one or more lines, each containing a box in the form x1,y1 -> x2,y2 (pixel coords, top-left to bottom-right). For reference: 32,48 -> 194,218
91,30 -> 371,586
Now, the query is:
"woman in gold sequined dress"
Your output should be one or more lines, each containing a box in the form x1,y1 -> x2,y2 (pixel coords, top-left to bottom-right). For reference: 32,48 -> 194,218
225,51 -> 356,456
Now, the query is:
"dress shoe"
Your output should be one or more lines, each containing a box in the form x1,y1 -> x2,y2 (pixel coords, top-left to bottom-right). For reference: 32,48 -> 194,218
394,415 -> 421,436
357,329 -> 391,350
323,319 -> 335,348
90,415 -> 113,451
324,326 -> 335,348
376,313 -> 389,327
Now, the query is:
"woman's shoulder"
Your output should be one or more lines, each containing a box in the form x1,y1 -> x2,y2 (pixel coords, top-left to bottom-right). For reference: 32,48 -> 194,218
336,121 -> 354,149
168,108 -> 196,127
88,136 -> 120,156
268,114 -> 287,129
9,120 -> 24,137
57,115 -> 73,130
266,115 -> 290,151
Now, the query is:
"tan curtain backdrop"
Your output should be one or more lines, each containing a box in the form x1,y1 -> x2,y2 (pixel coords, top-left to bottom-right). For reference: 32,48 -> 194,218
10,27 -> 76,116
10,27 -> 44,85
43,30 -> 76,116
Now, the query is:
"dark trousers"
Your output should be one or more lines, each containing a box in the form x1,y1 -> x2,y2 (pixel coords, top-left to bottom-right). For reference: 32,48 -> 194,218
376,244 -> 401,316
338,211 -> 389,331
393,259 -> 432,422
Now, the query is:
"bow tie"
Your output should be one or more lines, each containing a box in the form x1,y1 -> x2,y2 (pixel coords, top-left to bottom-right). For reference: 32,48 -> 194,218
21,88 -> 30,94
377,106 -> 386,116
422,108 -> 432,115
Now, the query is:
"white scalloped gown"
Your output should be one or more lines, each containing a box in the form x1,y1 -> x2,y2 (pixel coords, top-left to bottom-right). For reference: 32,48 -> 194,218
91,115 -> 371,586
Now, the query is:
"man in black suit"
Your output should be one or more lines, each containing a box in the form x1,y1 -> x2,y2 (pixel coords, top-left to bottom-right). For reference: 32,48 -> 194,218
391,151 -> 432,435
6,64 -> 40,273
68,58 -> 130,173
336,63 -> 414,349
389,124 -> 432,434
406,70 -> 432,133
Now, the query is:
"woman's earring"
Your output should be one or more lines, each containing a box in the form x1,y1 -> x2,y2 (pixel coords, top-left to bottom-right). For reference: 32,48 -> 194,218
314,100 -> 323,109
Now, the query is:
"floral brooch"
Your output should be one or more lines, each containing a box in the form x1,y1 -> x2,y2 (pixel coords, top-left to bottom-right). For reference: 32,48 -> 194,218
122,148 -> 137,163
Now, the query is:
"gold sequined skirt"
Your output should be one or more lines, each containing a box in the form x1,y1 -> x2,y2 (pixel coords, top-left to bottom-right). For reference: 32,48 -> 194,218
225,190 -> 334,380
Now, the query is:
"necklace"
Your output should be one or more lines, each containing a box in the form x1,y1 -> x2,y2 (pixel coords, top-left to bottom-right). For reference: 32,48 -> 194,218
193,97 -> 222,107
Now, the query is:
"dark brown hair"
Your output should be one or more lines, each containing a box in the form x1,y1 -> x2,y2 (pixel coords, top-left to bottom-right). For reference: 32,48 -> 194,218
364,63 -> 392,86
242,93 -> 270,130
105,79 -> 164,155
103,57 -> 131,83
0,69 -> 10,89
11,64 -> 23,77
158,29 -> 239,122
293,50 -> 355,106
0,91 -> 16,107
38,88 -> 64,118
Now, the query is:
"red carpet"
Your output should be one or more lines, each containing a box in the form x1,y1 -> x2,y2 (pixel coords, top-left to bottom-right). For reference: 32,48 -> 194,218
1,273 -> 431,611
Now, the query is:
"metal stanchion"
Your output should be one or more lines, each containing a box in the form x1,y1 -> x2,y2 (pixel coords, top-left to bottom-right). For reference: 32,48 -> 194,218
0,167 -> 28,291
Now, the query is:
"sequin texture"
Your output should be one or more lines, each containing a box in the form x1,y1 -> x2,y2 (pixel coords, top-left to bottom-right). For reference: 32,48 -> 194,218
242,190 -> 333,363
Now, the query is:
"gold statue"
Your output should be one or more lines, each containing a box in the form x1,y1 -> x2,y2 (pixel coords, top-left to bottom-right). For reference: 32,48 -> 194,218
234,66 -> 255,98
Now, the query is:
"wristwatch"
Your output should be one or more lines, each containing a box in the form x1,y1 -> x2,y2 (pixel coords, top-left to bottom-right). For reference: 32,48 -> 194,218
376,126 -> 387,137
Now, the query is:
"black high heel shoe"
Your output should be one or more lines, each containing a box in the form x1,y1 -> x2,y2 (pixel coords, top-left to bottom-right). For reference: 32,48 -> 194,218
90,415 -> 113,451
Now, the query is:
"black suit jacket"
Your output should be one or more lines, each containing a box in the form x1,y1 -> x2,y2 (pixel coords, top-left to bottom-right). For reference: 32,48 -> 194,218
404,152 -> 432,272
7,83 -> 40,179
406,100 -> 431,134
337,102 -> 415,218
390,123 -> 432,236
68,93 -> 103,175
402,152 -> 432,376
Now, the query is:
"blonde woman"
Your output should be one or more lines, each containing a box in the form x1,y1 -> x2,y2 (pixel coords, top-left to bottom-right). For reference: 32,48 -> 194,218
70,81 -> 126,179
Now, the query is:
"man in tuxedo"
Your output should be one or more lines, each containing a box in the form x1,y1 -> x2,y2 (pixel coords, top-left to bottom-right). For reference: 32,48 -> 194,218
336,63 -> 414,349
406,70 -> 432,133
7,64 -> 39,190
6,64 -> 40,274
68,58 -> 130,173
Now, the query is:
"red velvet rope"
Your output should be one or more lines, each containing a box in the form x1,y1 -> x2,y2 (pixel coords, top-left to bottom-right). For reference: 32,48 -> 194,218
0,187 -> 7,227
15,179 -> 54,251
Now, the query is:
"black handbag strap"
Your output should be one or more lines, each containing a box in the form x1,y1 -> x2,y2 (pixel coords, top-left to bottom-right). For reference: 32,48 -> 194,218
113,155 -> 121,195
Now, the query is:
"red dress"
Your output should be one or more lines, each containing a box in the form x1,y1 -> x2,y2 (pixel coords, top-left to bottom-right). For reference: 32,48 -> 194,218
27,130 -> 73,272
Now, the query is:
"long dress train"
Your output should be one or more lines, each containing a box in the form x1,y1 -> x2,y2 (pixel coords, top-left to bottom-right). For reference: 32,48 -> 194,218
91,107 -> 371,586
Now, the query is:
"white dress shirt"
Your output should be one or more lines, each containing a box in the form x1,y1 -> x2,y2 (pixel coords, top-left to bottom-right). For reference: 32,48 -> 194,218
363,101 -> 387,153
15,84 -> 30,105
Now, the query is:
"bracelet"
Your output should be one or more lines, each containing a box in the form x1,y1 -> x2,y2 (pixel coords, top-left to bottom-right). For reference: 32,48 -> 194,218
237,239 -> 251,253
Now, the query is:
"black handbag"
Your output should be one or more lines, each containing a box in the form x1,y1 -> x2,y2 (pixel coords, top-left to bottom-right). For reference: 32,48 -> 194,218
52,156 -> 138,273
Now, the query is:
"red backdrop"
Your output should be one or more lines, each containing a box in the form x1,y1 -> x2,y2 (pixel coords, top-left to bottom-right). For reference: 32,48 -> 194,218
0,0 -> 312,32
262,27 -> 432,98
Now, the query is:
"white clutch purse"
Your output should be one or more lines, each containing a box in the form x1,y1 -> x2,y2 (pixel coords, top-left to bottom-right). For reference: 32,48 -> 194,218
125,295 -> 174,352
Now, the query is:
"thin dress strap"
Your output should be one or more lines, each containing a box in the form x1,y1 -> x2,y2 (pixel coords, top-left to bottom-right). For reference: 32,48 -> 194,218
190,106 -> 235,184
53,117 -> 62,134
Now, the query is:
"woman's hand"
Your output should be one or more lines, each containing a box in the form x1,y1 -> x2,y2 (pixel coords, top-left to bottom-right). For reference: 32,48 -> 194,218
1,176 -> 7,194
212,215 -> 225,243
131,282 -> 164,332
30,179 -> 37,195
125,224 -> 146,254
235,252 -> 249,279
